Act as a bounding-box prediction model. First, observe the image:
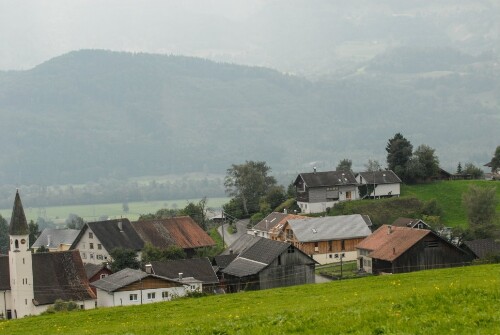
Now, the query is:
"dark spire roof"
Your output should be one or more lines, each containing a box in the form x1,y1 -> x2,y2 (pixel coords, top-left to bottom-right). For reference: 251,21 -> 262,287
9,190 -> 29,235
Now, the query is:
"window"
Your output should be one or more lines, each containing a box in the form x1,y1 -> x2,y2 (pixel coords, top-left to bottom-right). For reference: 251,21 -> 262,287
90,253 -> 94,259
89,243 -> 94,249
287,246 -> 295,253
100,274 -> 107,279
82,252 -> 86,259
129,294 -> 138,301
286,229 -> 293,240
162,291 -> 169,299
89,232 -> 93,239
147,292 -> 155,300
346,191 -> 352,200
97,244 -> 102,250
277,255 -> 281,266
97,254 -> 103,260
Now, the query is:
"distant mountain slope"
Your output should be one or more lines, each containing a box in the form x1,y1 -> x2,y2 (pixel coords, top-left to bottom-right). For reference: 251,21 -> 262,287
0,49 -> 498,185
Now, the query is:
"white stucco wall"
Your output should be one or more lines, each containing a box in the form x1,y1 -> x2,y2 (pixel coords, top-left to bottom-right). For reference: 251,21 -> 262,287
97,286 -> 188,307
312,250 -> 358,265
74,228 -> 111,265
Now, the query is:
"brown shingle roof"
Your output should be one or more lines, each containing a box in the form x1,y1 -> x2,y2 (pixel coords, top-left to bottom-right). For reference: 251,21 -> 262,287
132,216 -> 215,249
150,258 -> 219,284
356,225 -> 431,262
32,250 -> 96,305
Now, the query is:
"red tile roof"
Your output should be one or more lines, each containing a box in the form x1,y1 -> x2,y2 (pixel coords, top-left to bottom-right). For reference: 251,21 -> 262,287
132,216 -> 215,249
356,225 -> 431,262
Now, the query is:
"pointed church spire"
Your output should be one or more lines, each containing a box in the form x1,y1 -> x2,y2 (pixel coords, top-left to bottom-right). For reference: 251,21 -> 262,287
9,190 -> 29,235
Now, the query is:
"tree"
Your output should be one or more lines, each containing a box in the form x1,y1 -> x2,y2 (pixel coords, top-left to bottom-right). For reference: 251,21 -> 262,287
336,159 -> 352,172
141,243 -> 186,264
286,181 -> 296,199
364,159 -> 382,172
264,185 -> 287,211
490,146 -> 500,173
28,220 -> 40,247
180,197 -> 209,230
386,133 -> 413,180
66,214 -> 85,230
0,215 -> 8,254
109,248 -> 140,272
463,163 -> 484,179
224,161 -> 277,216
457,162 -> 462,174
413,144 -> 440,181
462,185 -> 499,238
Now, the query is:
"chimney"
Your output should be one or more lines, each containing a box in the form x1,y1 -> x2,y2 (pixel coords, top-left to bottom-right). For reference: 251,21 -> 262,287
117,221 -> 123,232
178,272 -> 183,281
46,234 -> 51,247
387,225 -> 393,234
145,264 -> 153,274
283,208 -> 287,214
313,167 -> 317,173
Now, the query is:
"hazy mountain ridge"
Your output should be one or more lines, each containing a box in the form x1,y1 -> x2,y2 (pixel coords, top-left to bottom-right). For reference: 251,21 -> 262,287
0,49 -> 498,190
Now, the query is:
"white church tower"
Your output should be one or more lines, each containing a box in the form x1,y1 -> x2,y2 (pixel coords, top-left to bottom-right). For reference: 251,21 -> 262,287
8,191 -> 34,318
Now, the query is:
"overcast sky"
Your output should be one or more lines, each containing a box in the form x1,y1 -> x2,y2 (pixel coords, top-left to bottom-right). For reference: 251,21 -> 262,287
0,1 -> 273,70
1,1 -> 498,74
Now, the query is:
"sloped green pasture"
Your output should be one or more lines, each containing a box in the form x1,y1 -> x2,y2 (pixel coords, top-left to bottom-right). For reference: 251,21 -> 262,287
1,264 -> 499,335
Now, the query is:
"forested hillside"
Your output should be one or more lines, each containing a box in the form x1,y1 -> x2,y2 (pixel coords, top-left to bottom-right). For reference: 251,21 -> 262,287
0,48 -> 498,190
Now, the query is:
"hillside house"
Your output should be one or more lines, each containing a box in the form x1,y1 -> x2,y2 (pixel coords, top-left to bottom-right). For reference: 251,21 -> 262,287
391,217 -> 431,230
131,216 -> 215,258
220,236 -> 316,292
1,192 -> 95,319
147,257 -> 219,293
273,214 -> 373,265
70,218 -> 144,265
356,225 -> 472,274
294,170 -> 359,214
91,268 -> 190,307
31,228 -> 80,252
355,170 -> 401,198
251,212 -> 307,239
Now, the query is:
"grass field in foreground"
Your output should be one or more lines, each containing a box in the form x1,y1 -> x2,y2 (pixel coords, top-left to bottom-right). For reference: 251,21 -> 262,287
1,264 -> 499,335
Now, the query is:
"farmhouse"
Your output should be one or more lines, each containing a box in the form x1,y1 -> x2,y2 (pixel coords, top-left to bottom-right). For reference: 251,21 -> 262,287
355,170 -> 401,199
1,192 -> 95,319
220,235 -> 316,292
131,216 -> 215,257
294,170 -> 359,214
70,218 -> 144,264
91,268 -> 189,307
147,257 -> 219,293
356,225 -> 472,274
31,228 -> 80,252
272,214 -> 373,264
251,212 -> 307,239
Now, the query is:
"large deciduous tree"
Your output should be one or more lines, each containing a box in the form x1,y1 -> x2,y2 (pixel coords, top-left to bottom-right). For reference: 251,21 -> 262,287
336,159 -> 352,172
109,248 -> 140,272
386,133 -> 413,180
224,161 -> 276,216
413,144 -> 440,180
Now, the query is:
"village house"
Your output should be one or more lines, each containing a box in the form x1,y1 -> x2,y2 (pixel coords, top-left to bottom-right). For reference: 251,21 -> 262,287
90,268 -> 190,307
0,191 -> 95,319
355,170 -> 402,199
272,214 -> 373,265
251,212 -> 308,239
356,225 -> 472,274
294,169 -> 359,214
31,228 -> 80,252
391,217 -> 431,230
131,216 -> 215,258
84,263 -> 114,295
146,257 -> 220,293
70,218 -> 144,265
219,235 -> 316,292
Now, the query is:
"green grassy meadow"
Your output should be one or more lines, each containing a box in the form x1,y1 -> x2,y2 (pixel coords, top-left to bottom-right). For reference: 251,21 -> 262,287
402,180 -> 500,227
0,197 -> 230,225
1,264 -> 499,335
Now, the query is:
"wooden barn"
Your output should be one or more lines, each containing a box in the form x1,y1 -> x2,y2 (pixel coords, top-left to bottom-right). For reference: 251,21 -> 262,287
356,225 -> 472,274
220,236 -> 316,292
